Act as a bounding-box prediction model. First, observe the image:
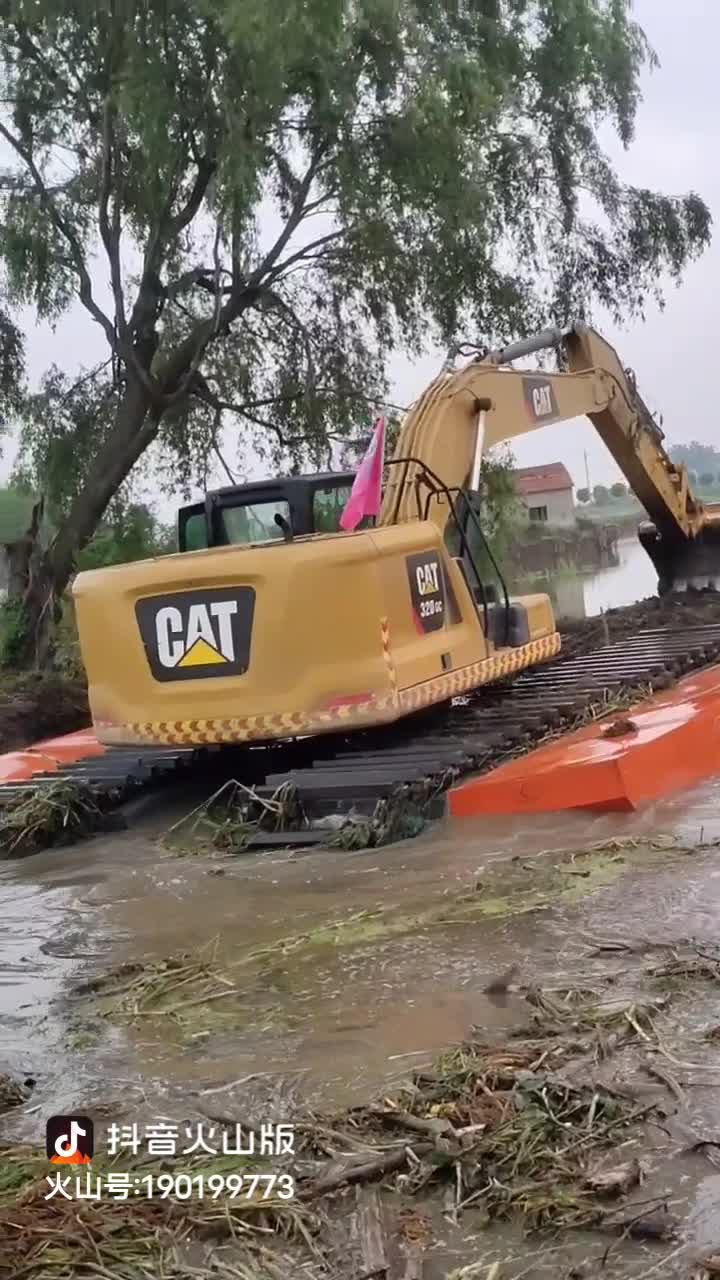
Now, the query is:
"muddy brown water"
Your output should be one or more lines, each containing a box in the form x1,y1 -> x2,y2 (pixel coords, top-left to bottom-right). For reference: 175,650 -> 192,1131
4,780 -> 720,1275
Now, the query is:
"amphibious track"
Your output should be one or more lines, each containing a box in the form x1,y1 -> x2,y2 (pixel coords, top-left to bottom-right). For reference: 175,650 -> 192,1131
3,622 -> 720,848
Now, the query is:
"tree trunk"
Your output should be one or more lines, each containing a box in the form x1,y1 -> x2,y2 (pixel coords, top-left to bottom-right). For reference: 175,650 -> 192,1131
5,497 -> 43,600
7,296 -> 252,670
10,377 -> 153,668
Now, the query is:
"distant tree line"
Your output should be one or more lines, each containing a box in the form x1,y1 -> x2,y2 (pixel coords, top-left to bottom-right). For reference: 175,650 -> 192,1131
669,442 -> 720,477
576,482 -> 629,505
576,457 -> 720,507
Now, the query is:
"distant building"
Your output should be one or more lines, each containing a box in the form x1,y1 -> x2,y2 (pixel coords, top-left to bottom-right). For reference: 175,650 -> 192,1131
512,462 -> 575,527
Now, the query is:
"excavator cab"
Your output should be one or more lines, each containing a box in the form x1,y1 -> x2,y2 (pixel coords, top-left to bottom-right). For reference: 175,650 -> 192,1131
177,472 -> 370,553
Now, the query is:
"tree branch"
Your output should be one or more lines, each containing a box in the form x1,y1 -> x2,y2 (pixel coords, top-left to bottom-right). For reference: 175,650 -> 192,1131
188,385 -> 404,454
98,95 -> 127,336
198,386 -> 409,415
264,229 -> 346,286
0,121 -> 117,349
245,146 -> 327,292
230,191 -> 243,292
144,152 -> 333,418
59,356 -> 115,402
257,288 -> 318,393
158,219 -> 228,409
165,266 -> 226,301
0,174 -> 80,196
167,153 -> 216,239
132,142 -> 189,299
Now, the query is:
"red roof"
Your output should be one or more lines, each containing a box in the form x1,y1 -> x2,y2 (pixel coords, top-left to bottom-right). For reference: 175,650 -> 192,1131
512,462 -> 573,497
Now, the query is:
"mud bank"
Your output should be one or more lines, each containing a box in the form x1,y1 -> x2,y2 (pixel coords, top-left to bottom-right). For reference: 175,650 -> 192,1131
4,798 -> 720,1276
559,588 -> 720,660
0,672 -> 88,754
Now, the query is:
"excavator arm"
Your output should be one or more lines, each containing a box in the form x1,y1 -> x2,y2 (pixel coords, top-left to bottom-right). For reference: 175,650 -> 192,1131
380,322 -> 720,589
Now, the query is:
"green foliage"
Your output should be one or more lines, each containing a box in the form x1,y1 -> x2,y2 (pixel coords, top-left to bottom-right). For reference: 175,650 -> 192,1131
0,600 -> 26,666
11,366 -> 120,522
0,308 -> 25,435
610,481 -> 626,498
0,487 -> 38,544
576,486 -> 590,504
593,483 -> 609,504
0,0 -> 712,507
77,504 -> 174,571
480,446 -> 523,562
11,370 -> 173,570
443,444 -> 521,580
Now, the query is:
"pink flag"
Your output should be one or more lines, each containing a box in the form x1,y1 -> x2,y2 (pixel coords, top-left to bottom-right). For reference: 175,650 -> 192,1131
339,416 -> 386,531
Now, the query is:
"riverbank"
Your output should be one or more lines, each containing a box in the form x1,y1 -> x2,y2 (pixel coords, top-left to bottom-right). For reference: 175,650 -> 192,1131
0,671 -> 88,754
510,518 -> 619,576
558,588 -> 720,660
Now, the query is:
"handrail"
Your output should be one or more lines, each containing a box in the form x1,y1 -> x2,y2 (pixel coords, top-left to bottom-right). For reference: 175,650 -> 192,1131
383,455 -> 511,645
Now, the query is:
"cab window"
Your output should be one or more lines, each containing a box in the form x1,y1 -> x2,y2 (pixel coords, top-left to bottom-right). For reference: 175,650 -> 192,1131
184,512 -> 208,551
313,483 -> 373,532
221,500 -> 291,544
312,484 -> 352,532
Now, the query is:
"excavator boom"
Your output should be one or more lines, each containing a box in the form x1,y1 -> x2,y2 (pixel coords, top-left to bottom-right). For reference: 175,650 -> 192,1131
381,322 -> 719,591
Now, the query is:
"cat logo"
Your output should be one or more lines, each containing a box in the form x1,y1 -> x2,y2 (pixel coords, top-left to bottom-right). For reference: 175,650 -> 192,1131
522,377 -> 558,423
406,551 -> 454,635
135,587 -> 255,682
415,561 -> 440,597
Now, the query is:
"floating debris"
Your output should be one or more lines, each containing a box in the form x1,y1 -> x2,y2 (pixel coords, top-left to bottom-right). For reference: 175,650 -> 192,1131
0,780 -> 124,858
0,1145 -> 316,1280
0,1074 -> 27,1114
2,978 -> 696,1279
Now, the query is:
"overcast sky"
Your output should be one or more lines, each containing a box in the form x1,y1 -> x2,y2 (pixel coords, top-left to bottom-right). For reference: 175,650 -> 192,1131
395,0 -> 720,492
3,0 -> 717,508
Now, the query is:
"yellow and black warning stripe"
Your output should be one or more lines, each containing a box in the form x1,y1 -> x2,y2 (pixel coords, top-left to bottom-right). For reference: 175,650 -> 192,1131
99,631 -> 561,747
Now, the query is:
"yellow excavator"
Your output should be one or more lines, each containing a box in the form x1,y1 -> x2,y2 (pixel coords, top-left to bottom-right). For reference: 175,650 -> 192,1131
72,322 -> 720,750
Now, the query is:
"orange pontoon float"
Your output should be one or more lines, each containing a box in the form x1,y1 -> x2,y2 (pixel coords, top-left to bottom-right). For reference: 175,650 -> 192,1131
0,729 -> 105,784
449,664 -> 720,816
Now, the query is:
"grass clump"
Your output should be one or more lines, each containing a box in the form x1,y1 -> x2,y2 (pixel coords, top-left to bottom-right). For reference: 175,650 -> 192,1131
162,778 -> 305,856
0,779 -> 122,858
74,941 -> 240,1026
0,1144 -> 316,1280
297,997 -> 670,1236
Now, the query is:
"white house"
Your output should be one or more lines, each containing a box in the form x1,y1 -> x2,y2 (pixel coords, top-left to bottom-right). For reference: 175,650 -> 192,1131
512,462 -> 575,527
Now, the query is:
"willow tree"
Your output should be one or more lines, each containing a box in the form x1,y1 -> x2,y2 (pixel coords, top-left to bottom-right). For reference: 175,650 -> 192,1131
0,0 -> 711,661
